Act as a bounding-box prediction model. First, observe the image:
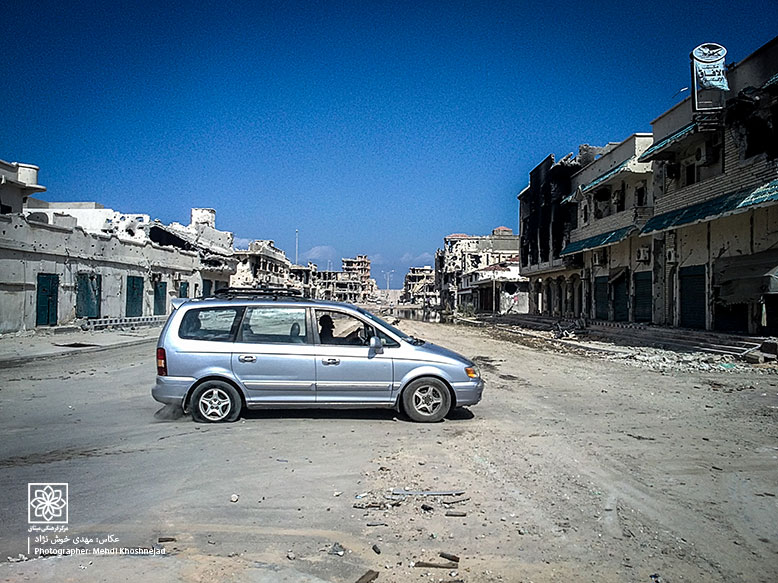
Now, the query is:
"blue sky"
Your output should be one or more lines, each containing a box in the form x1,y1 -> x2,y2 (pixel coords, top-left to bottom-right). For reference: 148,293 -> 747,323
3,1 -> 777,287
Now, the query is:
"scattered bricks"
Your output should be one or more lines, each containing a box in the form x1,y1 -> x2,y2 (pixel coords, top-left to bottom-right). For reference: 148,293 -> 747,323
439,551 -> 460,562
355,570 -> 379,583
372,544 -> 382,554
745,351 -> 766,364
445,511 -> 467,517
414,560 -> 459,569
157,537 -> 176,543
421,503 -> 434,512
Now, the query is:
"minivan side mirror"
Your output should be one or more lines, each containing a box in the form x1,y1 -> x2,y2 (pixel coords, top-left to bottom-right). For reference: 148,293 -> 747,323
369,336 -> 384,354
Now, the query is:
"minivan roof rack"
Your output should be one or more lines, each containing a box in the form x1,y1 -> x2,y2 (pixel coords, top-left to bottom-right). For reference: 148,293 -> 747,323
211,287 -> 308,301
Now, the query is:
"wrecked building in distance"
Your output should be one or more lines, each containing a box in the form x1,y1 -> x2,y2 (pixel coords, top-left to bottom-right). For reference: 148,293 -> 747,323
521,36 -> 778,334
0,160 -> 236,332
401,266 -> 437,305
315,256 -> 377,303
232,240 -> 294,290
342,255 -> 377,300
290,261 -> 320,298
435,226 -> 521,312
457,256 -> 529,314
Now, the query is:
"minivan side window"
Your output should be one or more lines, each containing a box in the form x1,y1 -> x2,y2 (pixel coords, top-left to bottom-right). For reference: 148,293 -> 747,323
240,307 -> 309,344
315,310 -> 373,345
179,307 -> 242,342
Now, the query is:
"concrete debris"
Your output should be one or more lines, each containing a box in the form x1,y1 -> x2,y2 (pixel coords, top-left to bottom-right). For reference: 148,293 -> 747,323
286,551 -> 295,560
229,494 -> 239,503
439,552 -> 460,563
372,544 -> 381,554
445,511 -> 467,517
391,489 -> 465,496
354,570 -> 380,583
414,560 -> 459,569
157,537 -> 176,543
328,542 -> 346,556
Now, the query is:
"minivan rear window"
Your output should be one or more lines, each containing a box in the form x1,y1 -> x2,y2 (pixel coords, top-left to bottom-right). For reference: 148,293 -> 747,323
179,307 -> 242,342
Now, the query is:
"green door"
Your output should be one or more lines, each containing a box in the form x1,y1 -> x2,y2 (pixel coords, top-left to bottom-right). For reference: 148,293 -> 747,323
36,273 -> 59,326
613,276 -> 628,322
76,273 -> 102,318
126,276 -> 144,317
202,279 -> 212,297
154,281 -> 167,315
594,276 -> 608,320
179,281 -> 189,298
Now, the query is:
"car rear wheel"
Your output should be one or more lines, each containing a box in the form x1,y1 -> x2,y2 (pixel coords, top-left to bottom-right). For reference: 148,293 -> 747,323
191,381 -> 241,423
402,378 -> 451,422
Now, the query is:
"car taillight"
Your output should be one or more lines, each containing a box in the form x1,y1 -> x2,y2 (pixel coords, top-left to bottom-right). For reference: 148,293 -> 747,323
157,348 -> 168,376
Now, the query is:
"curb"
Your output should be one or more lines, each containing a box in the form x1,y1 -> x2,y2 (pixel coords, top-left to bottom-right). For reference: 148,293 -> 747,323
0,336 -> 158,368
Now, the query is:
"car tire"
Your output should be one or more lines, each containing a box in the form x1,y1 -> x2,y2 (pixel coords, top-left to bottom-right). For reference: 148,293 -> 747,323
402,378 -> 451,423
191,381 -> 242,423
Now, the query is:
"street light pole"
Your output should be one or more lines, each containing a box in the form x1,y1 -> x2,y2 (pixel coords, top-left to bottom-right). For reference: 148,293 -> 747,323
295,229 -> 299,265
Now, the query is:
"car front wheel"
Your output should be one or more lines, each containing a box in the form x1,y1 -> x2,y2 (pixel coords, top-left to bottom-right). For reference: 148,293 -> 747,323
402,378 -> 451,422
191,381 -> 241,423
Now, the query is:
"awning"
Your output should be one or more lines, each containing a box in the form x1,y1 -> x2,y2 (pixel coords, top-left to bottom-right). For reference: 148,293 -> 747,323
581,158 -> 632,193
560,225 -> 636,256
642,178 -> 778,234
638,123 -> 697,162
714,248 -> 778,304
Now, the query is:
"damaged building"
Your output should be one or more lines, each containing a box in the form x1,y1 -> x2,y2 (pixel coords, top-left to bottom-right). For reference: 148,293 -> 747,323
518,145 -> 608,316
457,256 -> 529,314
520,36 -> 778,334
316,256 -> 377,303
637,37 -> 778,333
231,240 -> 294,290
435,226 -> 521,312
401,266 -> 437,305
0,160 -> 237,334
556,134 -> 655,321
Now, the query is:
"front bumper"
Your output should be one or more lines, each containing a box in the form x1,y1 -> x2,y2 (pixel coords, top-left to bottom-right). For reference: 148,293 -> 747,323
451,378 -> 484,406
152,376 -> 195,406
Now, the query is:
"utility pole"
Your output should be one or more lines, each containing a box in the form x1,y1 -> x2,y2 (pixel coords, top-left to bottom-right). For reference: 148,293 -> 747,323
295,229 -> 299,265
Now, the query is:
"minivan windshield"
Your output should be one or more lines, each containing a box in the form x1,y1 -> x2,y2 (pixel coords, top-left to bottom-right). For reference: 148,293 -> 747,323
357,307 -> 414,342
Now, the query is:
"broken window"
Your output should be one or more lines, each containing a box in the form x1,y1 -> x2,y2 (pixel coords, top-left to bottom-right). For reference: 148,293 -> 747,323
635,183 -> 647,207
592,187 -> 611,219
612,184 -> 625,213
684,162 -> 698,186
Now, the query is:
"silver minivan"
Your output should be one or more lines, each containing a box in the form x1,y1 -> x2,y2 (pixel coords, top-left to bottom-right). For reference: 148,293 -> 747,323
152,289 -> 483,423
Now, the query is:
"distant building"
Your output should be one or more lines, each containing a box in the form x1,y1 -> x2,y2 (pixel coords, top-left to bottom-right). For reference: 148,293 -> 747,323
435,227 -> 521,312
458,256 -> 529,314
232,240 -> 293,291
342,255 -> 378,301
401,266 -> 437,305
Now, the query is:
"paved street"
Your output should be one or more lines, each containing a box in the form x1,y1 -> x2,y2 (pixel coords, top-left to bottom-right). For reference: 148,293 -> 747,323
1,321 -> 777,583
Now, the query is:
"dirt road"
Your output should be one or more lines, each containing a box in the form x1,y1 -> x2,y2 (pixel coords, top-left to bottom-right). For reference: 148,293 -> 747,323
1,320 -> 776,582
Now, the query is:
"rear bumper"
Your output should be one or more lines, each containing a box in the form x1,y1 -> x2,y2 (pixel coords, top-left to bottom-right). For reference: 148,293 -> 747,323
152,376 -> 194,406
451,378 -> 484,406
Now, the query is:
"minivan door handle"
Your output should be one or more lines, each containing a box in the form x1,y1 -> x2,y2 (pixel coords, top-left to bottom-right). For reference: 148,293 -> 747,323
238,355 -> 256,363
322,358 -> 340,366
